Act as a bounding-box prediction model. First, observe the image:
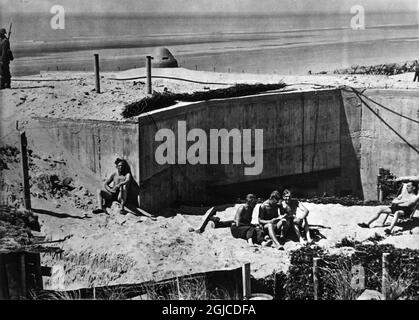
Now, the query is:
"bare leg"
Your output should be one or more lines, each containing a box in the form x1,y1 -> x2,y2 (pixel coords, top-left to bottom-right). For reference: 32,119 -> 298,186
118,187 -> 128,214
303,219 -> 312,243
97,189 -> 105,210
279,220 -> 289,239
381,213 -> 390,227
266,223 -> 283,249
120,186 -> 127,210
388,211 -> 401,234
293,223 -> 306,245
366,207 -> 391,226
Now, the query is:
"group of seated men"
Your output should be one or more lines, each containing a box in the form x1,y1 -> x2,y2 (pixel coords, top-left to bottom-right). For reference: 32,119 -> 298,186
230,190 -> 312,250
230,181 -> 419,249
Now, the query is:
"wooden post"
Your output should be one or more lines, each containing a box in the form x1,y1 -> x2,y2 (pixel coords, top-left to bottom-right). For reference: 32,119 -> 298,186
146,56 -> 153,95
20,131 -> 31,210
242,263 -> 251,300
176,277 -> 181,299
0,254 -> 9,300
382,253 -> 389,300
20,253 -> 26,299
313,257 -> 320,300
94,54 -> 101,93
93,286 -> 96,300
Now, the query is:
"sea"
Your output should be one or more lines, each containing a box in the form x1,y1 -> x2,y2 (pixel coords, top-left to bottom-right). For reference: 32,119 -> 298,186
3,11 -> 419,76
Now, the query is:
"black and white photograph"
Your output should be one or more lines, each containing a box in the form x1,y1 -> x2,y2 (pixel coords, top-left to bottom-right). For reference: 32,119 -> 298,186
0,0 -> 418,305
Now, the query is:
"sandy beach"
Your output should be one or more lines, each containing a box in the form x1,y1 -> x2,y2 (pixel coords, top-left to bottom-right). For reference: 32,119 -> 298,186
1,66 -> 418,292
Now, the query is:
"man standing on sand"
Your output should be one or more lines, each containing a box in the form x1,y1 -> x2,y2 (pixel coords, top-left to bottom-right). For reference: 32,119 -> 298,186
258,190 -> 285,250
413,60 -> 419,82
358,181 -> 419,235
280,189 -> 313,245
0,28 -> 13,89
92,158 -> 131,215
230,194 -> 264,246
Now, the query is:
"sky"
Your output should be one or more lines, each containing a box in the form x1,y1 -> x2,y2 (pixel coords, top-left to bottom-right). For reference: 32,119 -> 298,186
1,0 -> 418,15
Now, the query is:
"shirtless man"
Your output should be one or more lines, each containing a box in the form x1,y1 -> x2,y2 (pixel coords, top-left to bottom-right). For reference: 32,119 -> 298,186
231,194 -> 264,246
92,158 -> 131,215
358,181 -> 419,235
258,190 -> 285,250
280,189 -> 312,245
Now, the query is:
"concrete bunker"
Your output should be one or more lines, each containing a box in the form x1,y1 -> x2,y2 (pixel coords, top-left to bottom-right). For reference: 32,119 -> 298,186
151,47 -> 179,68
35,88 -> 419,213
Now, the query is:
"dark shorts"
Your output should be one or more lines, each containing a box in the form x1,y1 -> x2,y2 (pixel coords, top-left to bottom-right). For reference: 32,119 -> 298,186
101,189 -> 119,206
231,224 -> 264,244
390,204 -> 413,218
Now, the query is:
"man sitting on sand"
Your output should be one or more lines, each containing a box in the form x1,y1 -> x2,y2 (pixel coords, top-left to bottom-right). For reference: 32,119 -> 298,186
92,158 -> 131,215
358,181 -> 419,235
258,191 -> 285,250
231,194 -> 264,246
280,189 -> 312,245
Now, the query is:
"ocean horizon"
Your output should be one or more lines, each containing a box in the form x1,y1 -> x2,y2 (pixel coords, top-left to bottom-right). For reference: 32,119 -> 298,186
3,12 -> 418,76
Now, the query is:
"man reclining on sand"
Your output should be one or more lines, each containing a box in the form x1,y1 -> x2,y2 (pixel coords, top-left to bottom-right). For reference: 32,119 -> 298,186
258,191 -> 286,250
230,194 -> 265,246
280,189 -> 313,245
92,158 -> 131,215
358,181 -> 419,235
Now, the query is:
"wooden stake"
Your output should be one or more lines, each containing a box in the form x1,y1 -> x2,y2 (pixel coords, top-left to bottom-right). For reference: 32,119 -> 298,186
242,263 -> 251,300
146,56 -> 152,95
176,277 -> 181,300
20,253 -> 26,299
0,254 -> 9,300
20,131 -> 31,210
382,253 -> 389,300
94,54 -> 101,93
313,257 -> 320,300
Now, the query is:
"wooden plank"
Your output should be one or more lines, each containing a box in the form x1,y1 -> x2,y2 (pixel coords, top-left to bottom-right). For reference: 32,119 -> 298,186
0,254 -> 10,299
241,263 -> 251,300
382,253 -> 390,300
20,131 -> 31,210
313,257 -> 320,300
20,253 -> 26,299
5,258 -> 20,300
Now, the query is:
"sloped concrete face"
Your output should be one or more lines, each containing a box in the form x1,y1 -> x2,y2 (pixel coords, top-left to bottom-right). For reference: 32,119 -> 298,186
138,89 -> 364,211
34,118 -> 140,187
151,47 -> 178,68
357,89 -> 419,201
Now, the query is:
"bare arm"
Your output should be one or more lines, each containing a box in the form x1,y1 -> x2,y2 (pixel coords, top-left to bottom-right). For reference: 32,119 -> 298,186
115,173 -> 131,189
104,173 -> 115,192
392,194 -> 404,204
234,205 -> 244,226
398,195 -> 419,208
297,202 -> 309,219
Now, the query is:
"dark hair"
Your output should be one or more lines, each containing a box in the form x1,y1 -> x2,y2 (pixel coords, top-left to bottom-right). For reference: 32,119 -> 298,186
115,158 -> 131,175
246,194 -> 256,200
282,189 -> 291,197
409,181 -> 418,194
269,190 -> 281,200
